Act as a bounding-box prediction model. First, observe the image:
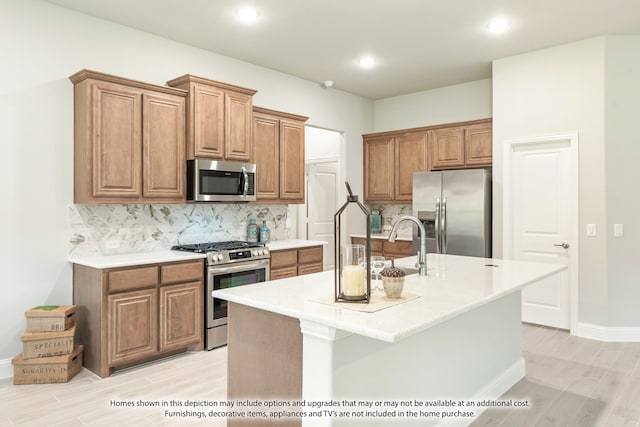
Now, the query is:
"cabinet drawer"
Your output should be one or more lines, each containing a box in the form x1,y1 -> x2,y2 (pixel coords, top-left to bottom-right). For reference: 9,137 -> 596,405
270,266 -> 298,280
270,249 -> 297,269
161,260 -> 203,284
298,263 -> 323,276
298,246 -> 322,264
108,266 -> 158,293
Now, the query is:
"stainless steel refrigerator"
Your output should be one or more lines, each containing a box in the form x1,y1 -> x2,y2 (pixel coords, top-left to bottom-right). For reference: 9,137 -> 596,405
413,169 -> 491,257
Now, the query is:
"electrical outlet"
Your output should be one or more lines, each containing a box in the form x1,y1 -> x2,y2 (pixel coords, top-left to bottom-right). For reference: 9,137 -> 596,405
105,239 -> 120,249
614,224 -> 624,237
586,224 -> 596,237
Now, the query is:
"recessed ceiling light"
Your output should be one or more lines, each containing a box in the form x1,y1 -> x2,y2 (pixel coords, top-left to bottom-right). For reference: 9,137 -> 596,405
358,55 -> 376,69
487,16 -> 510,34
236,7 -> 259,24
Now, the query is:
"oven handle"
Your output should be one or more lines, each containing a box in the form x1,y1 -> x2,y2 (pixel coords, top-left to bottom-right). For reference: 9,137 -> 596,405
208,259 -> 270,276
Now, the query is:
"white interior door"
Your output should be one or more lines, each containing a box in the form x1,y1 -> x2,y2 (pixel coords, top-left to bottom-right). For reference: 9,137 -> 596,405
306,163 -> 338,271
504,134 -> 578,330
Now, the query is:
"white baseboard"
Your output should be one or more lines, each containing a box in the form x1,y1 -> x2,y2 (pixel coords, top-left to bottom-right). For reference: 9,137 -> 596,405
574,322 -> 640,342
438,357 -> 526,426
0,358 -> 13,380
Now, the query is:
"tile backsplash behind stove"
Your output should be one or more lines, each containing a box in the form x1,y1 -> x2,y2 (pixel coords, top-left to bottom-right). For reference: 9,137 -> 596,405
69,204 -> 289,256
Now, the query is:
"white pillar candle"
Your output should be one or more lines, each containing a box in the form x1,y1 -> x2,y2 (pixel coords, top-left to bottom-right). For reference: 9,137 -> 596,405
343,265 -> 365,296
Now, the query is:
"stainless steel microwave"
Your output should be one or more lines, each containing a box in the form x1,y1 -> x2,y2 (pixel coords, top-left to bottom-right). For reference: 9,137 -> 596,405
187,159 -> 256,202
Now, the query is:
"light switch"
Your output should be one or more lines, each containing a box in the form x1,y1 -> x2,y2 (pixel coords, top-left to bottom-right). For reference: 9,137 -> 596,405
586,224 -> 596,236
614,224 -> 624,237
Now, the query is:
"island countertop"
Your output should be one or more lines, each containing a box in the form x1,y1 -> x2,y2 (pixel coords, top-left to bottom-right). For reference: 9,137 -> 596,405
213,253 -> 566,343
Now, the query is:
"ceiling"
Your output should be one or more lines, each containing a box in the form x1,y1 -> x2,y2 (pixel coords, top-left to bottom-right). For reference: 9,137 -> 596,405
46,0 -> 640,99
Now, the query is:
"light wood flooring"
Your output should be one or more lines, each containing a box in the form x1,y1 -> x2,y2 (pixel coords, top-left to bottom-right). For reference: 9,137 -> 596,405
1,324 -> 639,426
472,323 -> 640,427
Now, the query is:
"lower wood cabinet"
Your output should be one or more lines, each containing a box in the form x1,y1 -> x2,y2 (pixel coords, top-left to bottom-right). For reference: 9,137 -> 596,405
107,288 -> 158,366
73,259 -> 204,377
350,237 -> 413,260
270,245 -> 323,279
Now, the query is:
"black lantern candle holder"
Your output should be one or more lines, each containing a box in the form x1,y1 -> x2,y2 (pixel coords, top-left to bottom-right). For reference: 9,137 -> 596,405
334,182 -> 371,303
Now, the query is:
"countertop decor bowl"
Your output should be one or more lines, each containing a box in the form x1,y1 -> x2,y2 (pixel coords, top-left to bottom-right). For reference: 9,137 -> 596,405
381,276 -> 405,299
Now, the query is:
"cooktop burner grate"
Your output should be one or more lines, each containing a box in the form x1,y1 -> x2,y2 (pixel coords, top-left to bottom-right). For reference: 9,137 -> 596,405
171,240 -> 265,253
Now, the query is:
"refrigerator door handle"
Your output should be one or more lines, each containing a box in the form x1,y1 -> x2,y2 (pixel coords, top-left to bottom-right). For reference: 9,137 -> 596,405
441,197 -> 447,254
435,197 -> 441,253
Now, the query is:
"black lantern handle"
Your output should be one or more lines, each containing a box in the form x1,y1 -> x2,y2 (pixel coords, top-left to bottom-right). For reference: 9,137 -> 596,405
345,181 -> 358,202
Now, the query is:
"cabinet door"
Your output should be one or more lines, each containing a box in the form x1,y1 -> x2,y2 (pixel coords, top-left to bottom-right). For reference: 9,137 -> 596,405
253,113 -> 280,200
91,81 -> 142,199
465,124 -> 493,167
364,137 -> 394,203
193,84 -> 224,158
108,288 -> 157,366
430,127 -> 465,169
279,119 -> 305,202
142,93 -> 186,201
159,281 -> 202,352
395,132 -> 428,201
225,91 -> 253,161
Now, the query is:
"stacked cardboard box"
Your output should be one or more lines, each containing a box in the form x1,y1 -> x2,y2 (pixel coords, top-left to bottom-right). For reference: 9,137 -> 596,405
11,305 -> 84,385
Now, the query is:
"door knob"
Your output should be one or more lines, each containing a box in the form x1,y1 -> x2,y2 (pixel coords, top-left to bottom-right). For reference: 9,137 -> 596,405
554,242 -> 570,249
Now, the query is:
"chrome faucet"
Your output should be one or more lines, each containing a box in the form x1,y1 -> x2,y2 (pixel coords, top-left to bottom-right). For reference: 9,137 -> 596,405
388,215 -> 427,276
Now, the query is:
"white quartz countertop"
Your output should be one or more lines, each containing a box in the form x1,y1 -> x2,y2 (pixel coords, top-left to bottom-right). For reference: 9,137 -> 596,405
267,239 -> 327,251
213,254 -> 566,343
68,250 -> 206,269
68,239 -> 326,268
351,233 -> 412,241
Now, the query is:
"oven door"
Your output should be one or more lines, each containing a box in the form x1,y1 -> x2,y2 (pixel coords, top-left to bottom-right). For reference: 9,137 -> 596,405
207,259 -> 270,329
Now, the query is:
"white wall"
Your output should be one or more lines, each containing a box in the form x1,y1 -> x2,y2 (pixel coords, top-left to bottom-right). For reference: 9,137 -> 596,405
604,36 -> 640,326
373,79 -> 493,132
0,0 -> 373,371
305,126 -> 341,162
494,36 -> 640,329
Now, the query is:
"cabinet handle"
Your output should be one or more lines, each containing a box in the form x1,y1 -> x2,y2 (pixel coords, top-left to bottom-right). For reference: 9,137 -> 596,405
554,242 -> 570,249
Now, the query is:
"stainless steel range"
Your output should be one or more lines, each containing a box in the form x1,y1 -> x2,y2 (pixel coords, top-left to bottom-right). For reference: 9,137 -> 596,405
172,241 -> 270,350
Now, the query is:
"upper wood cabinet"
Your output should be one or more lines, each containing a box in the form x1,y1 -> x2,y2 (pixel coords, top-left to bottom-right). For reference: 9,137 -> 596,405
167,75 -> 257,161
70,70 -> 187,204
363,131 -> 428,203
253,107 -> 308,204
430,120 -> 492,170
363,119 -> 492,203
464,123 -> 493,167
395,132 -> 428,201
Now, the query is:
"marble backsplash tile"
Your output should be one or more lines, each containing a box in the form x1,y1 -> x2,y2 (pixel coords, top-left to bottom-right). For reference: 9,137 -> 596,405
69,204 -> 288,255
368,204 -> 414,236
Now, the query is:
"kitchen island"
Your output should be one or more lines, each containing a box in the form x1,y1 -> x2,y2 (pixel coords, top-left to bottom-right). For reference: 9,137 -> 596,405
213,254 -> 565,426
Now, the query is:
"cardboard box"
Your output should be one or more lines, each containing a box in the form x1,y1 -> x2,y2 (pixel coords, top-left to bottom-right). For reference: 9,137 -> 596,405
21,325 -> 76,359
25,305 -> 76,332
12,345 -> 84,385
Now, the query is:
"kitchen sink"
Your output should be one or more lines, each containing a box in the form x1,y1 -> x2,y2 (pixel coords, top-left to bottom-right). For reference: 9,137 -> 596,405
396,266 -> 419,275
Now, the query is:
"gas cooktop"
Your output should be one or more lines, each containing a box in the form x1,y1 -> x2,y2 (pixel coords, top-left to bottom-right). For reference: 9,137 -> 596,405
172,240 -> 269,265
171,240 -> 265,254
